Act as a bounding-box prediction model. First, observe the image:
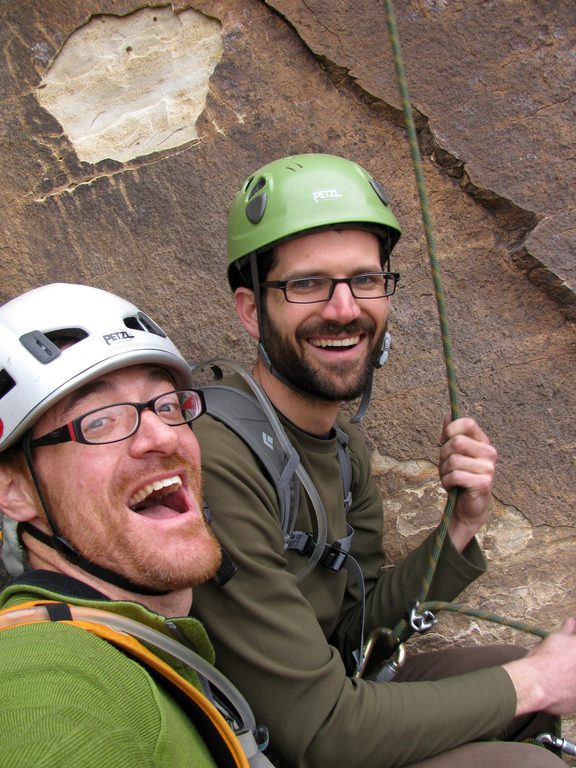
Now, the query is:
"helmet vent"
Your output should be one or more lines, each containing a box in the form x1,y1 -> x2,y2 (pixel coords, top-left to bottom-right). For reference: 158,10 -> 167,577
370,179 -> 390,206
20,331 -> 63,364
45,328 -> 89,347
247,176 -> 266,199
246,193 -> 267,225
0,369 -> 15,400
124,312 -> 167,338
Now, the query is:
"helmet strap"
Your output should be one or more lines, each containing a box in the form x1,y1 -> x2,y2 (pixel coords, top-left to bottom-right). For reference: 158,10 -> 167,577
251,250 -> 310,394
249,251 -> 266,343
350,332 -> 391,423
21,434 -> 169,596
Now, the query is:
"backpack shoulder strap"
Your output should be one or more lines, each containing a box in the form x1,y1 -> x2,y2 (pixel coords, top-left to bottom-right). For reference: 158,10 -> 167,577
334,423 -> 353,516
200,385 -> 301,534
198,375 -> 366,672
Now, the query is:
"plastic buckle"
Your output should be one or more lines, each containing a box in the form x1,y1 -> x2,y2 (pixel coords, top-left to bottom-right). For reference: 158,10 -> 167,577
322,542 -> 347,572
286,531 -> 315,555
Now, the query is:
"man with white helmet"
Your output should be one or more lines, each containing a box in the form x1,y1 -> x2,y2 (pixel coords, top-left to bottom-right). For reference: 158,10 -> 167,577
192,153 -> 576,767
0,283 -> 269,768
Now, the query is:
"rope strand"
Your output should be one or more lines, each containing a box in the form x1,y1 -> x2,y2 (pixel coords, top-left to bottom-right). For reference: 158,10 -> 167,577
381,0 -> 549,650
383,0 -> 460,645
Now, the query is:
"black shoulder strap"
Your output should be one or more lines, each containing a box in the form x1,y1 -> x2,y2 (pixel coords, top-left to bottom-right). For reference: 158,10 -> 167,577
201,385 -> 302,534
201,382 -> 367,671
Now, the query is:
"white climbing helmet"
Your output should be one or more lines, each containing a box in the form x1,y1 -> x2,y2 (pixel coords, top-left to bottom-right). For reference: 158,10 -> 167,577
0,282 -> 192,452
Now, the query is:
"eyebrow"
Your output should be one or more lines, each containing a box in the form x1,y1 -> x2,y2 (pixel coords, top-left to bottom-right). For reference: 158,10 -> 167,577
279,267 -> 384,280
57,368 -> 176,416
62,379 -> 112,413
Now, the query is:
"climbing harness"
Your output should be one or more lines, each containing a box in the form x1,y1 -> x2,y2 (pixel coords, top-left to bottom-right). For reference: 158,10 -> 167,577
0,599 -> 272,767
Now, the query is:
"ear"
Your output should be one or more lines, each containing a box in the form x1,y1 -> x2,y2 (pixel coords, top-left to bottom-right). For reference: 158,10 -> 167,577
0,465 -> 39,523
234,287 -> 260,340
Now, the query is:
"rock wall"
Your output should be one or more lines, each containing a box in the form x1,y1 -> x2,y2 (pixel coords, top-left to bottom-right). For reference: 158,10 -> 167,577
1,0 -> 575,718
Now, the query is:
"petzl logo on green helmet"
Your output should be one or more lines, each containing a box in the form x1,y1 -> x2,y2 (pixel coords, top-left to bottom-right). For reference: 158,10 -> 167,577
312,189 -> 343,203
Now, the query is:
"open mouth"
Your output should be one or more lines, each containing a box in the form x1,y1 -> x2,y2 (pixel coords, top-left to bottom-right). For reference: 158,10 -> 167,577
128,475 -> 187,516
309,335 -> 361,349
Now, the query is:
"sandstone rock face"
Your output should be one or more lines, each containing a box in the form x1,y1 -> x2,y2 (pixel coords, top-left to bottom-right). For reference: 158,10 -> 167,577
0,0 -> 574,739
36,7 -> 223,163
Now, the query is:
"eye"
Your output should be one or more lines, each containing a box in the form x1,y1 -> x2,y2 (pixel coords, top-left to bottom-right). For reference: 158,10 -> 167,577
81,408 -> 120,438
157,400 -> 179,414
353,273 -> 380,288
289,277 -> 324,293
156,392 -> 186,423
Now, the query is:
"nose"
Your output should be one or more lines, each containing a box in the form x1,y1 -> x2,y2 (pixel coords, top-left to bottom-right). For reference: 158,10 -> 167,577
128,408 -> 179,457
319,281 -> 362,323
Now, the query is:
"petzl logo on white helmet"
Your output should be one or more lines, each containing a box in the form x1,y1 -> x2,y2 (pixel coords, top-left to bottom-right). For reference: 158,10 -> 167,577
103,330 -> 135,345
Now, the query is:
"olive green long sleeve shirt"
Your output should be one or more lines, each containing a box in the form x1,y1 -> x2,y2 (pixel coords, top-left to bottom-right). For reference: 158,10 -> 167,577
193,384 -> 517,767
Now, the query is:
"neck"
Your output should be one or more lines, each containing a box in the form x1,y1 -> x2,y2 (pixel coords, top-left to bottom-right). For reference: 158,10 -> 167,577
253,358 -> 340,435
25,540 -> 192,618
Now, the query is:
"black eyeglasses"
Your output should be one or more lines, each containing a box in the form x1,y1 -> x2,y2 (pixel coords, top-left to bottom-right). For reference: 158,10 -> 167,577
29,390 -> 206,448
260,272 -> 400,304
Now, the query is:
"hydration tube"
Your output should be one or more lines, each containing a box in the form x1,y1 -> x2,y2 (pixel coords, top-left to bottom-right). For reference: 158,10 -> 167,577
192,358 -> 328,581
0,602 -> 258,738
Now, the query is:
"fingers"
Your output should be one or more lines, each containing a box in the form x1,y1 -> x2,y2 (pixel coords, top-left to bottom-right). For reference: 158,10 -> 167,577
439,418 -> 497,490
440,417 -> 497,465
440,416 -> 493,451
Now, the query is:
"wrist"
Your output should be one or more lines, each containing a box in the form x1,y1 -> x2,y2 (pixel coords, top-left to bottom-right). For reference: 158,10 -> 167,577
448,518 -> 482,553
502,657 -> 546,716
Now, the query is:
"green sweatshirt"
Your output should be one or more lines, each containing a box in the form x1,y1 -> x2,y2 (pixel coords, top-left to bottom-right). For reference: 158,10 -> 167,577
193,377 -> 517,767
0,574 -> 217,768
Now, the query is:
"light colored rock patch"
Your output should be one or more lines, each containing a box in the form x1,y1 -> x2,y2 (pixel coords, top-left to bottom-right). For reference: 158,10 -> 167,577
476,503 -> 533,560
36,7 -> 223,163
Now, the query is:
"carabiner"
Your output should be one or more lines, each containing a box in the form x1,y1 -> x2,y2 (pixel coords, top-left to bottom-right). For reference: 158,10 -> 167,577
536,733 -> 576,757
354,627 -> 406,682
409,602 -> 437,634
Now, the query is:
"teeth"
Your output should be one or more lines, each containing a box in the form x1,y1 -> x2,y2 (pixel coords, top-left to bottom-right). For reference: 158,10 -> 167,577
129,476 -> 182,509
311,336 -> 360,348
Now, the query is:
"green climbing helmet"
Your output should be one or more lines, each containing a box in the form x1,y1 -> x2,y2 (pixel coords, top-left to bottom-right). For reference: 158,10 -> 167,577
227,153 -> 402,289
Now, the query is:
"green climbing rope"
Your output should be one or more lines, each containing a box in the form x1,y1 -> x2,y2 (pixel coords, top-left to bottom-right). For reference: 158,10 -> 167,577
383,0 -> 460,647
381,0 -> 549,650
378,4 -> 566,747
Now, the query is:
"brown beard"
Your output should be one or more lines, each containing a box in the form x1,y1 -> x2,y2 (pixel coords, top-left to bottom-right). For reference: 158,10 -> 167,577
261,310 -> 385,402
38,452 -> 221,592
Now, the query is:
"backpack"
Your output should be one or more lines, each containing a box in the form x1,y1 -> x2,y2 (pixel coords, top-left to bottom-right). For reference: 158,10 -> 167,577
194,360 -> 368,670
0,599 -> 272,768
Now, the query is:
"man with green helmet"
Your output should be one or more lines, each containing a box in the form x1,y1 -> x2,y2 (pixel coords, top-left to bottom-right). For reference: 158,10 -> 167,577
193,153 -> 576,767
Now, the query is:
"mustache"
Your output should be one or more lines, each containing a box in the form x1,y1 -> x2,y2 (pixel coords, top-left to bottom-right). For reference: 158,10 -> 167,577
296,318 -> 375,339
113,454 -> 200,496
